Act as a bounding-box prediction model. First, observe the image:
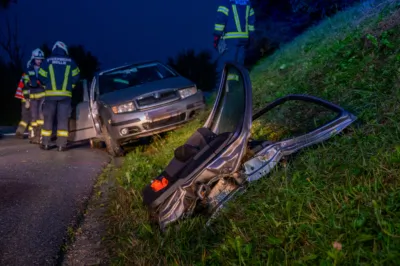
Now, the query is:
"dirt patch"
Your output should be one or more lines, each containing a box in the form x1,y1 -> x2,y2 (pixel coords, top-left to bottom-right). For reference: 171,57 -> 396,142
363,5 -> 400,48
375,8 -> 400,31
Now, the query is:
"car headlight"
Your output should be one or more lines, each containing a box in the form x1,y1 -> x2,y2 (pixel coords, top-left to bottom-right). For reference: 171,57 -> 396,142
179,87 -> 197,99
111,102 -> 136,114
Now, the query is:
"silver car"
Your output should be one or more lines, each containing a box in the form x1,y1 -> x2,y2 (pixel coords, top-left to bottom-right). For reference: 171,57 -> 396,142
68,60 -> 205,156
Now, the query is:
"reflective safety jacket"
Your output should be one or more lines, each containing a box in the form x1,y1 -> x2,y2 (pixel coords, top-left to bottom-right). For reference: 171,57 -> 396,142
38,47 -> 80,98
15,73 -> 27,102
214,0 -> 255,45
23,62 -> 45,99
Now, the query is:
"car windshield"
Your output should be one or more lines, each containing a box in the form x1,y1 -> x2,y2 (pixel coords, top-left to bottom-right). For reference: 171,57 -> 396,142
98,62 -> 177,95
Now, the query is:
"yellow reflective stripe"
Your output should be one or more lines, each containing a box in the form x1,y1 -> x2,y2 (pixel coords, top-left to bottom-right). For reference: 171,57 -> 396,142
19,121 -> 28,127
28,71 -> 35,76
57,130 -> 69,137
72,67 -> 80,76
30,92 -> 46,99
217,6 -> 229,16
38,68 -> 47,78
37,120 -> 44,125
223,32 -> 249,39
72,84 -> 76,88
227,74 -> 239,81
23,90 -> 29,94
214,24 -> 225,31
249,8 -> 254,16
248,25 -> 255,31
62,65 -> 71,91
246,5 -> 249,33
22,75 -> 30,81
31,121 -> 38,127
28,126 -> 33,131
41,129 -> 52,136
45,90 -> 72,97
21,99 -> 26,103
49,64 -> 57,90
232,5 -> 242,32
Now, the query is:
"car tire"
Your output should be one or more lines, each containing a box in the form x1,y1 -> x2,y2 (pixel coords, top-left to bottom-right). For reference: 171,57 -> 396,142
101,124 -> 124,157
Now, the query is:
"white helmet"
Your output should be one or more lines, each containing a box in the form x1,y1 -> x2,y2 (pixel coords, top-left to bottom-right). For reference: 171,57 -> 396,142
31,48 -> 45,59
52,41 -> 68,55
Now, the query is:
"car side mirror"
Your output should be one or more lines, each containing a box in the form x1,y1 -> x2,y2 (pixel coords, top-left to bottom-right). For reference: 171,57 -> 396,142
82,79 -> 89,102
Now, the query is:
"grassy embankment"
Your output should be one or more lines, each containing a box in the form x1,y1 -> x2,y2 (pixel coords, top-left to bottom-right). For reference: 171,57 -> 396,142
106,0 -> 400,264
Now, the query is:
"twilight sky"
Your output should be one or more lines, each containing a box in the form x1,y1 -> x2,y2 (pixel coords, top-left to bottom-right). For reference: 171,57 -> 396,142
1,0 -> 218,69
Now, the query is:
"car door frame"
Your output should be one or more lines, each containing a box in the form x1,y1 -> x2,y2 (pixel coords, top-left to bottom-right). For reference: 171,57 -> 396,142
67,79 -> 99,142
151,61 -> 254,229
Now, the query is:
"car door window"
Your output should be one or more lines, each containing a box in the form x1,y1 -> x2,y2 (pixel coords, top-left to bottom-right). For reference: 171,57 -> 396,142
209,65 -> 246,135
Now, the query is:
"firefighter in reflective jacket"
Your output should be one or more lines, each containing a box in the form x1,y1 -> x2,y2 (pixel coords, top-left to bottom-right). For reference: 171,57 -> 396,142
213,0 -> 255,88
15,72 -> 32,138
23,48 -> 46,144
38,41 -> 80,151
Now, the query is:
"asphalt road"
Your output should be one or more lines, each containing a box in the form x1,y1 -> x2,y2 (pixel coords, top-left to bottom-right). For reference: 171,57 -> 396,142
0,134 -> 110,266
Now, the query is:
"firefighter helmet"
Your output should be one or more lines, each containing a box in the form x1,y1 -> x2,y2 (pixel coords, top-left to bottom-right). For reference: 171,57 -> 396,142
52,41 -> 68,55
31,48 -> 45,59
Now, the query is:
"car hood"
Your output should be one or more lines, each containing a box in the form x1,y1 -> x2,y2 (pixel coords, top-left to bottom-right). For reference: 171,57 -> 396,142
98,76 -> 195,106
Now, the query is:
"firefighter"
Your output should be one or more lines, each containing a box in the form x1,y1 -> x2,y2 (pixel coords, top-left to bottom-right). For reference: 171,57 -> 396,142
38,41 -> 80,151
15,71 -> 32,138
23,48 -> 46,144
213,0 -> 255,88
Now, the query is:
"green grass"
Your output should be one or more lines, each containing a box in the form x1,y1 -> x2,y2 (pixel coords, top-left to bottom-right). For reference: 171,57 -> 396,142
105,0 -> 400,264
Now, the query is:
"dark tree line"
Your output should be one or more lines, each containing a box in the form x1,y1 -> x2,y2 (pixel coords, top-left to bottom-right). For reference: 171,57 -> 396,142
246,0 -> 362,66
167,49 -> 217,92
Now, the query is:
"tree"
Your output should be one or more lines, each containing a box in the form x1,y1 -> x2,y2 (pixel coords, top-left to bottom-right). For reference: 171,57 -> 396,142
40,43 -> 51,57
0,16 -> 23,72
167,49 -> 217,92
0,0 -> 16,9
69,45 -> 100,80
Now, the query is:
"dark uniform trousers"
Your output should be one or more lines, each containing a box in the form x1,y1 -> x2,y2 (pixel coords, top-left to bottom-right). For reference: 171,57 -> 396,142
41,97 -> 70,147
215,45 -> 246,91
16,100 -> 31,135
30,98 -> 44,127
29,97 -> 44,142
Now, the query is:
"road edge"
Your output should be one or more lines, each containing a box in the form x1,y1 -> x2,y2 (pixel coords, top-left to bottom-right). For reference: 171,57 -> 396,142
53,155 -> 113,266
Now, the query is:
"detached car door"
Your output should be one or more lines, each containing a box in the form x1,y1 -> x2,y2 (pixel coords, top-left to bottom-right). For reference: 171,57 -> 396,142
143,60 -> 357,231
142,62 -> 253,229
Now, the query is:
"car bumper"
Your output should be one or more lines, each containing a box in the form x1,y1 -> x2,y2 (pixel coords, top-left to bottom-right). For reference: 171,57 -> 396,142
106,92 -> 205,144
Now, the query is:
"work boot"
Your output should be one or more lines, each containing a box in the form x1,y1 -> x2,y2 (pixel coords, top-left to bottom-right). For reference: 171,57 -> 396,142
40,144 -> 51,150
15,131 -> 24,139
30,127 -> 41,144
29,127 -> 39,144
57,146 -> 67,152
28,127 -> 36,143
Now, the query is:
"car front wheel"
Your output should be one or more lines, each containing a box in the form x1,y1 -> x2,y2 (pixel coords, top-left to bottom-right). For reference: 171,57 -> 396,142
101,124 -> 124,157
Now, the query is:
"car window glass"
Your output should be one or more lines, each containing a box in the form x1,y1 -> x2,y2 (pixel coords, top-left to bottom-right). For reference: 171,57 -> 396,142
98,63 -> 177,95
210,66 -> 246,135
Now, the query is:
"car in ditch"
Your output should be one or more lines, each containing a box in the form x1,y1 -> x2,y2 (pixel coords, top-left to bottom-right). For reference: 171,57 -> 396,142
68,60 -> 206,156
141,61 -> 357,231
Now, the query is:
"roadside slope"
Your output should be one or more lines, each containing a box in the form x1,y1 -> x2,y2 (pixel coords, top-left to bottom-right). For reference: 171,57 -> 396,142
107,0 -> 400,264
